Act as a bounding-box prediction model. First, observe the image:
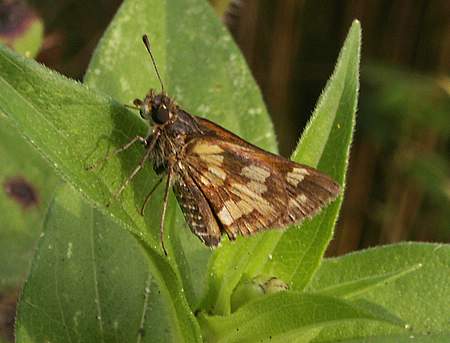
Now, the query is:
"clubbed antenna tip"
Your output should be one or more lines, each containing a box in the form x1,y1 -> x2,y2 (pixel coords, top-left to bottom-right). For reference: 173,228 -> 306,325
142,34 -> 165,93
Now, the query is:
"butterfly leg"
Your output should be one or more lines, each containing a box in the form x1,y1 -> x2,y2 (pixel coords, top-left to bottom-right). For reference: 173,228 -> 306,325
106,133 -> 160,206
86,135 -> 147,171
140,177 -> 163,216
160,165 -> 174,256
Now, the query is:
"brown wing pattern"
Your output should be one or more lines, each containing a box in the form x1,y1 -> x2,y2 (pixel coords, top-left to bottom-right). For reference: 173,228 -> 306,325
195,116 -> 278,153
185,139 -> 288,240
195,117 -> 340,211
273,160 -> 340,227
182,134 -> 339,243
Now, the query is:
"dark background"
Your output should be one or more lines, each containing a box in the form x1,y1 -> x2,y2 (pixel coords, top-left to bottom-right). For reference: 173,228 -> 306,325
2,0 -> 449,257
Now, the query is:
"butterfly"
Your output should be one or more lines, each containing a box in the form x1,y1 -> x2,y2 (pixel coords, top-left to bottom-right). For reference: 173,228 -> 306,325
92,35 -> 340,255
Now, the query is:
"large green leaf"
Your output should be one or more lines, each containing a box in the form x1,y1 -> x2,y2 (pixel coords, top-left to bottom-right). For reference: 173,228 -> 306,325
85,0 -> 276,148
0,41 -> 200,342
203,20 -> 361,315
15,183 -> 192,342
0,118 -> 59,290
307,243 -> 450,342
198,292 -> 399,343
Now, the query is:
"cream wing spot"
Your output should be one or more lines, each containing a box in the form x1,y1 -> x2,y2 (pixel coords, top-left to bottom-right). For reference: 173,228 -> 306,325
218,205 -> 234,226
241,165 -> 271,183
199,154 -> 224,166
193,142 -> 224,155
230,183 -> 275,217
225,200 -> 243,220
246,180 -> 268,194
287,167 -> 309,186
236,200 -> 255,215
208,165 -> 227,181
297,193 -> 308,204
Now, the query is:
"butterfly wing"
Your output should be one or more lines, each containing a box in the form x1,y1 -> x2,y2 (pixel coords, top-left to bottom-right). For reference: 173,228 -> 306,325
181,128 -> 339,242
172,169 -> 221,246
195,117 -> 341,223
195,116 -> 275,152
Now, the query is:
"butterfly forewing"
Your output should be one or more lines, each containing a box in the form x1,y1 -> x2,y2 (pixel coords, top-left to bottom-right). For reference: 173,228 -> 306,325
273,162 -> 340,227
182,138 -> 287,240
178,121 -> 340,244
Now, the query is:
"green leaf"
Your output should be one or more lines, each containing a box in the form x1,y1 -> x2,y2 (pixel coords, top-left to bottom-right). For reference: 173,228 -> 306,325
203,20 -> 361,315
15,183 -> 199,342
83,0 -> 277,307
0,41 -> 201,342
336,333 -> 450,343
198,292 -> 400,343
314,264 -> 422,299
84,0 -> 276,150
0,118 -> 59,290
262,20 -> 361,290
307,243 -> 450,342
0,43 -> 146,241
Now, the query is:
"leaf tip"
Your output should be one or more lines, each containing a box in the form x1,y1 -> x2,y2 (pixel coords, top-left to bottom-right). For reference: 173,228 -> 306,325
350,19 -> 362,40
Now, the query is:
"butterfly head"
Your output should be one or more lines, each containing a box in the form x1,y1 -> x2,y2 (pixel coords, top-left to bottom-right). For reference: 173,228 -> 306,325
132,34 -> 177,126
134,90 -> 176,126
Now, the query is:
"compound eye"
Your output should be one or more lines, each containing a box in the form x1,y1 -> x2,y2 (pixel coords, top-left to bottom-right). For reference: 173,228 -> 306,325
152,107 -> 170,124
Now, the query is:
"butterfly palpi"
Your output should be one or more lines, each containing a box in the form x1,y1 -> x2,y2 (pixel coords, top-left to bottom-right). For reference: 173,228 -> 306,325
93,35 -> 340,255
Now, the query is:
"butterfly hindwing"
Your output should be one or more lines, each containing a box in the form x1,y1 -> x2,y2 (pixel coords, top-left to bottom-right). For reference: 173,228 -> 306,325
172,169 -> 221,246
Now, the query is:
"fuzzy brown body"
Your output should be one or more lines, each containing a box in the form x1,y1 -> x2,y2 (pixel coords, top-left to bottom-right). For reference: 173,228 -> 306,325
136,91 -> 340,248
149,108 -> 200,173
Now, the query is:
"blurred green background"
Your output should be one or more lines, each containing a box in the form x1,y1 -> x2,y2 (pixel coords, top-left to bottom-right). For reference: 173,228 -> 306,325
0,0 -> 448,340
1,0 -> 449,254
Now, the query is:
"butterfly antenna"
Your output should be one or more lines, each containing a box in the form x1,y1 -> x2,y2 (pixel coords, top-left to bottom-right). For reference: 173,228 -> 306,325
142,34 -> 165,93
